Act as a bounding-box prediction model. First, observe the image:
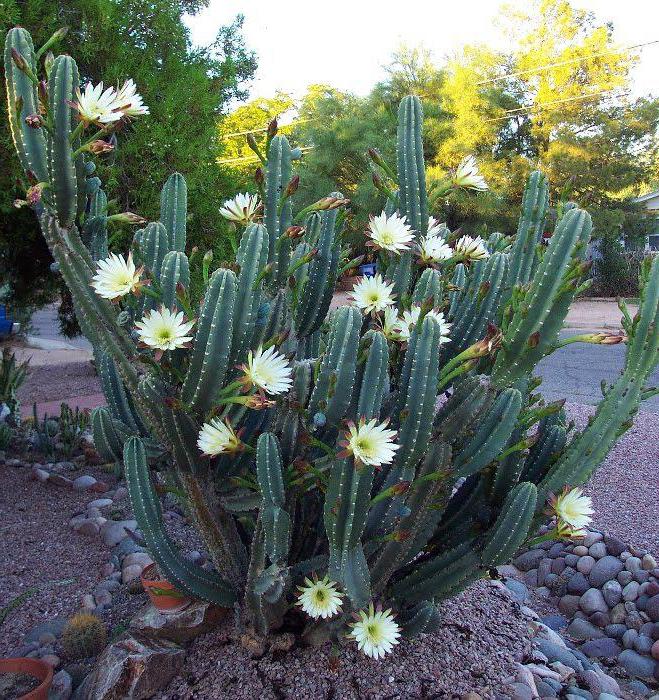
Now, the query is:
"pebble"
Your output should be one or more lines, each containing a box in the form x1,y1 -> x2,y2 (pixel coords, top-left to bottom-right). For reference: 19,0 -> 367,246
653,639 -> 659,660
628,680 -> 652,697
626,556 -> 642,572
542,614 -> 568,631
604,624 -> 627,639
623,629 -> 639,649
583,532 -> 603,548
623,581 -> 641,602
535,640 -> 583,671
634,634 -> 654,654
602,580 -> 622,607
588,542 -> 607,560
618,570 -> 633,586
50,669 -> 72,700
618,649 -> 657,678
74,519 -> 100,537
101,519 -> 138,547
647,595 -> 659,622
588,556 -> 624,587
577,556 -> 596,575
603,535 -> 626,556
560,595 -> 582,617
580,638 -> 621,659
88,497 -> 113,509
574,546 -> 589,556
42,653 -> 60,667
566,618 -> 605,641
72,475 -> 97,490
568,573 -> 591,595
32,467 -> 50,482
514,549 -> 546,571
609,603 -> 626,624
122,563 -> 145,583
642,555 -> 657,571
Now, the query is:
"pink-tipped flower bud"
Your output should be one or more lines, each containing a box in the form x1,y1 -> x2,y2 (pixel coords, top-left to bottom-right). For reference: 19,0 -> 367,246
87,139 -> 114,155
11,48 -> 27,72
24,114 -> 42,129
284,226 -> 305,239
26,183 -> 43,205
254,167 -> 264,185
267,118 -> 278,138
284,175 -> 300,198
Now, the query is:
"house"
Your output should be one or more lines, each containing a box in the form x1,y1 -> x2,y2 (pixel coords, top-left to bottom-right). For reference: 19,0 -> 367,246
633,190 -> 659,251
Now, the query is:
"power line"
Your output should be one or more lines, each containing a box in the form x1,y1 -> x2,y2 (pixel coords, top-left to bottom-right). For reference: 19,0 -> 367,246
220,118 -> 316,140
482,88 -> 626,123
217,146 -> 314,165
476,39 -> 659,86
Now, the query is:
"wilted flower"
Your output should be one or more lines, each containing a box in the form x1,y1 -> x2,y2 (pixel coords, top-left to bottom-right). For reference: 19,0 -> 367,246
114,78 -> 149,117
220,193 -> 261,225
549,487 -> 594,537
73,82 -> 122,124
24,113 -> 42,129
349,603 -> 401,659
382,307 -> 409,342
350,274 -> 396,314
87,139 -> 115,155
341,418 -> 399,467
135,307 -> 194,352
91,252 -> 142,300
296,575 -> 343,619
197,418 -> 241,456
453,235 -> 489,261
366,212 -> 414,254
452,155 -> 488,191
241,345 -> 293,396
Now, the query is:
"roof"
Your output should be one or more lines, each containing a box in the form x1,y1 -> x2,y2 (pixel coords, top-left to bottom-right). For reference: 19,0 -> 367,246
633,189 -> 659,204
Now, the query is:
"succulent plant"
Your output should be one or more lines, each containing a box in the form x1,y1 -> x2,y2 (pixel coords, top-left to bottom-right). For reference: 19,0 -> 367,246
5,26 -> 659,657
60,612 -> 107,659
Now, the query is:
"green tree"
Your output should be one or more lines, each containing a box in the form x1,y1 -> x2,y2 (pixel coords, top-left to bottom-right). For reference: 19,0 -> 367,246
1,0 -> 256,326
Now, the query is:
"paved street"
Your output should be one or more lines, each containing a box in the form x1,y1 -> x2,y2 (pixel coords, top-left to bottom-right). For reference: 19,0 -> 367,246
536,332 -> 659,413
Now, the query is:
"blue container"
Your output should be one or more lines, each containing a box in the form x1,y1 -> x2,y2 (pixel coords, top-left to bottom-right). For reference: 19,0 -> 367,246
0,305 -> 16,337
358,262 -> 377,278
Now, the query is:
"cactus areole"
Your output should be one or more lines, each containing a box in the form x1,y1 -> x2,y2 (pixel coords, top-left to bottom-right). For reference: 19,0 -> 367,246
5,26 -> 659,658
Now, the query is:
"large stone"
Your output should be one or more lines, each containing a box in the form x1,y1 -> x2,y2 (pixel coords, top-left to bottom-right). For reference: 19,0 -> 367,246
73,475 -> 97,491
535,639 -> 583,671
623,581 -> 641,601
642,554 -> 658,571
580,588 -> 608,615
101,520 -> 138,547
504,579 -> 528,603
50,669 -> 73,700
618,649 -> 657,679
83,635 -> 185,699
566,618 -> 605,641
576,556 -> 595,575
583,531 -> 603,547
588,542 -> 607,559
559,595 -> 581,617
602,580 -> 622,607
647,595 -> 659,622
603,535 -> 626,557
130,602 -> 226,644
514,549 -> 546,571
567,572 -> 590,595
580,637 -> 621,659
589,556 -> 624,587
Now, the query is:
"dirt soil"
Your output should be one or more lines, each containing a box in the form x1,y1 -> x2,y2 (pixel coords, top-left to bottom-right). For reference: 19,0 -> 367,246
16,361 -> 101,407
0,460 -> 116,656
157,581 -> 530,700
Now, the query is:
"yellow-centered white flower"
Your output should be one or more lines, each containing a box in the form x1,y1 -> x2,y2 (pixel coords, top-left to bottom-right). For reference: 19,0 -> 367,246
91,252 -> 141,300
350,274 -> 396,314
427,217 -> 449,238
197,418 -> 241,456
135,307 -> 194,351
551,487 -> 594,536
343,419 -> 399,467
296,576 -> 343,619
417,235 -> 453,264
350,603 -> 401,659
382,307 -> 410,342
453,234 -> 489,261
402,306 -> 451,344
453,155 -> 488,191
115,79 -> 149,117
220,193 -> 261,225
74,82 -> 122,124
243,346 -> 293,396
367,212 -> 414,254
401,305 -> 421,329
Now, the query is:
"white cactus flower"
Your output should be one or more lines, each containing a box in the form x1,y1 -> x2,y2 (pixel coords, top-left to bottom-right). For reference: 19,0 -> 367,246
426,309 -> 452,345
417,235 -> 453,264
349,603 -> 401,659
114,79 -> 149,117
427,217 -> 449,238
135,307 -> 195,352
367,212 -> 414,254
74,82 -> 122,124
242,345 -> 293,396
220,193 -> 261,225
91,252 -> 142,300
296,576 -> 343,619
382,307 -> 410,342
341,418 -> 399,467
453,155 -> 488,192
350,274 -> 396,314
401,305 -> 421,329
550,487 -> 594,537
197,418 -> 241,456
453,234 -> 490,261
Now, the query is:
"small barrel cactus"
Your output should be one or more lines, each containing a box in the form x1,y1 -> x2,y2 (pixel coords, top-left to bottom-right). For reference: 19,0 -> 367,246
60,612 -> 107,659
5,26 -> 659,659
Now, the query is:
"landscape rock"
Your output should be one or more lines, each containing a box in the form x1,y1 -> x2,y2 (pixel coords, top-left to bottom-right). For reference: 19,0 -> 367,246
50,669 -> 73,700
559,595 -> 582,617
101,520 -> 138,547
73,475 -> 97,491
588,556 -> 624,587
603,535 -> 626,557
566,618 -> 605,641
580,637 -> 621,659
647,595 -> 659,622
514,550 -> 546,571
567,573 -> 591,596
618,649 -> 657,678
588,542 -> 607,559
601,580 -> 622,608
576,556 -> 595,575
579,589 -> 608,615
130,602 -> 227,644
83,635 -> 185,699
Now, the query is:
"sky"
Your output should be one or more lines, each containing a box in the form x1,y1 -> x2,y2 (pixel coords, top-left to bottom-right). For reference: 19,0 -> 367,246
185,0 -> 659,101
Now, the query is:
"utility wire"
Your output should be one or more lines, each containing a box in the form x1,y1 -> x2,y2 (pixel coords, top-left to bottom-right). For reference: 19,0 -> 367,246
482,88 -> 627,123
220,118 -> 315,140
476,39 -> 659,86
217,146 -> 314,165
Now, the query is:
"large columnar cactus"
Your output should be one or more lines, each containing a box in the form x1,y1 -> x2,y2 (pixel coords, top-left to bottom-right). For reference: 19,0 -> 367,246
6,28 -> 659,657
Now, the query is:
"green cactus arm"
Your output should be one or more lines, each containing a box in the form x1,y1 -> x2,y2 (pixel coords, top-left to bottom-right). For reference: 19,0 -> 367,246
294,206 -> 342,338
48,54 -> 79,228
506,171 -> 549,291
399,600 -> 441,638
180,268 -> 236,412
123,436 -> 236,605
453,388 -> 522,478
160,172 -> 187,251
481,481 -> 538,566
432,375 -> 496,443
356,331 -> 389,420
4,28 -> 48,183
412,268 -> 442,306
97,352 -> 146,434
83,216 -> 109,261
448,263 -> 466,318
91,407 -> 132,463
88,188 -> 108,218
397,95 -> 427,236
265,135 -> 293,286
139,221 -> 169,280
160,251 -> 190,310
521,423 -> 566,483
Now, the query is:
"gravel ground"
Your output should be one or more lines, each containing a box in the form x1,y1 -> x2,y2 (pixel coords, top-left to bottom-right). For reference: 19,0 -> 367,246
157,580 -> 531,700
17,360 -> 101,405
0,461 -> 115,656
565,403 -> 659,557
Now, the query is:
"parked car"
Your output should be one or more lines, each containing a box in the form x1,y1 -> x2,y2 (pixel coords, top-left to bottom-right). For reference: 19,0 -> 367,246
0,305 -> 20,338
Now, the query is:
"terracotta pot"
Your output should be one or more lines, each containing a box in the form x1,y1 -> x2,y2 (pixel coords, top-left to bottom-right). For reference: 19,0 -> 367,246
0,657 -> 53,700
141,563 -> 191,613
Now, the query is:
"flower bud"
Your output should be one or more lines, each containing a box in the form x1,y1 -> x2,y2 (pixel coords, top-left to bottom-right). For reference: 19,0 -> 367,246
38,80 -> 48,105
11,48 -> 27,72
246,133 -> 258,151
284,226 -> 304,239
108,212 -> 148,225
254,167 -> 264,185
26,183 -> 43,205
267,118 -> 278,138
24,114 -> 42,129
44,51 -> 55,75
87,140 -> 114,155
203,250 -> 213,264
283,175 -> 300,198
367,148 -> 385,167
